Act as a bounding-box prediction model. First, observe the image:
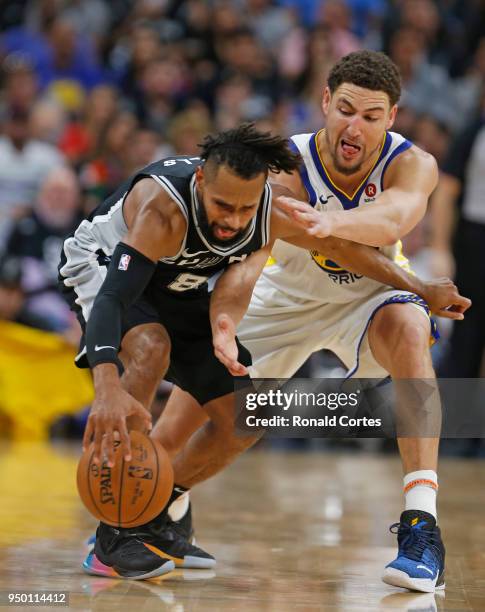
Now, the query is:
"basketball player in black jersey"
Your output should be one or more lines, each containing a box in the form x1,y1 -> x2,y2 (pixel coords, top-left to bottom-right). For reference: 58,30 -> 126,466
60,124 -> 467,580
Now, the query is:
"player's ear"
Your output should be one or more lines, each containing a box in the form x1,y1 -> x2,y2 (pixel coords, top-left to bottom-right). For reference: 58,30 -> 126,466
386,104 -> 398,130
195,165 -> 204,189
322,87 -> 331,116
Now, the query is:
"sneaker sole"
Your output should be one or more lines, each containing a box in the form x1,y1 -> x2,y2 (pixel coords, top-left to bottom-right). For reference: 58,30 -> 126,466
84,536 -> 217,570
179,555 -> 217,569
144,542 -> 216,569
382,567 -> 445,593
82,551 -> 175,580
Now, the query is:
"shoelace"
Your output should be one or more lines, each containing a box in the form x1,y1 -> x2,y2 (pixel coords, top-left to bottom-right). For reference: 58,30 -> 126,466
389,522 -> 441,563
103,525 -> 158,553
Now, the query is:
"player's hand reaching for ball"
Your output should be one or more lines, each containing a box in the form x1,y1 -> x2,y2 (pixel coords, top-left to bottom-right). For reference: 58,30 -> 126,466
83,384 -> 152,467
420,277 -> 471,320
276,196 -> 333,238
213,313 -> 248,376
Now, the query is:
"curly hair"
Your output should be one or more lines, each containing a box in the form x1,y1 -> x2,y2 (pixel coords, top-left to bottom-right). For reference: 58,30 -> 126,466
328,51 -> 402,106
199,123 -> 301,179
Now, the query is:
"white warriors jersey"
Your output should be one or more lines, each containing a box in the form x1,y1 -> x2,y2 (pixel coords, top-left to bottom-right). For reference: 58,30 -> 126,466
263,130 -> 413,303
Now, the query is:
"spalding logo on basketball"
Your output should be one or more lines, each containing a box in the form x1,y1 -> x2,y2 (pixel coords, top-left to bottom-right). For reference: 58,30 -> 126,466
77,430 -> 174,528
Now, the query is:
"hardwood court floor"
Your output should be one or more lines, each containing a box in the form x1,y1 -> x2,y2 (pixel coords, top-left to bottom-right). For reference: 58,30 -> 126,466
0,442 -> 484,611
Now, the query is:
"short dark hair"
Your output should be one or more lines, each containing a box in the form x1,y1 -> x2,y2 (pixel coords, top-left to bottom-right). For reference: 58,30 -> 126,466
199,123 -> 301,179
328,50 -> 401,106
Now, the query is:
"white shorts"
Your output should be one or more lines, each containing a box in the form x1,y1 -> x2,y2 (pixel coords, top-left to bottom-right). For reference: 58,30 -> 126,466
238,283 -> 433,379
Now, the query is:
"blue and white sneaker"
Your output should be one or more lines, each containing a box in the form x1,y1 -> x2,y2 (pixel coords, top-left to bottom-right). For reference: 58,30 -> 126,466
382,510 -> 445,593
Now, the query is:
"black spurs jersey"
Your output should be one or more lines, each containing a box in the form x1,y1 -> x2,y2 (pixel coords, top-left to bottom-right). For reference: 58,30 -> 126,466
60,155 -> 272,298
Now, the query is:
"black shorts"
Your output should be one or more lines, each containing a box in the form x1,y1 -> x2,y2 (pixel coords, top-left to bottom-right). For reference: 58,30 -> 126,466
62,285 -> 252,405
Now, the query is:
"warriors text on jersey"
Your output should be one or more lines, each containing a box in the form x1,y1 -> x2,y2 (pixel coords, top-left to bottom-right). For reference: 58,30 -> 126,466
264,130 -> 412,303
59,155 -> 272,320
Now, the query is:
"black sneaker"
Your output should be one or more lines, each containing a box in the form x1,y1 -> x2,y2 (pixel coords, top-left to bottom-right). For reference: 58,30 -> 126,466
140,509 -> 216,569
82,523 -> 175,580
84,508 -> 216,571
382,510 -> 445,592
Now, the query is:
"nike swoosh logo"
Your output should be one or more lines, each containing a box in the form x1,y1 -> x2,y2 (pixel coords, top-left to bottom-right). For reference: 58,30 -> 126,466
181,248 -> 209,258
94,345 -> 116,351
319,194 -> 335,204
416,565 -> 435,576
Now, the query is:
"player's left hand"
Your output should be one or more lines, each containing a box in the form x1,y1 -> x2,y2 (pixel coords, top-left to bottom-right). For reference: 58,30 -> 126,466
213,313 -> 248,376
421,277 -> 471,320
276,196 -> 332,238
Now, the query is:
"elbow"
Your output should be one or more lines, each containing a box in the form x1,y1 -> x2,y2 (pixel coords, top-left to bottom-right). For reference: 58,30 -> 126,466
374,222 -> 401,247
380,231 -> 400,247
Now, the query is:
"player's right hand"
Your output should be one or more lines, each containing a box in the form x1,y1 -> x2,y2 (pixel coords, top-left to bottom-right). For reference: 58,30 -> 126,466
82,388 -> 152,467
421,277 -> 471,320
276,196 -> 332,238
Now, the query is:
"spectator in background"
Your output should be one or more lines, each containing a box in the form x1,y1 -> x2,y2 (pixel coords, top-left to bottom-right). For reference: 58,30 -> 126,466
30,98 -> 67,146
0,255 -> 53,331
175,1 -> 215,64
430,94 -> 485,378
213,73 -> 257,130
400,114 -> 452,266
216,28 -> 280,107
6,167 -> 81,332
0,53 -> 39,117
113,24 -> 163,101
316,0 -> 361,57
1,12 -> 105,109
277,0 -> 320,28
211,2 -> 243,42
135,56 -> 189,132
40,16 -> 105,111
62,0 -> 111,47
451,37 -> 485,128
79,109 -> 138,212
59,84 -> 118,166
167,107 -> 212,155
245,0 -> 294,51
412,114 -> 451,166
288,25 -> 340,132
387,26 -> 456,129
124,126 -> 172,175
0,106 -> 65,243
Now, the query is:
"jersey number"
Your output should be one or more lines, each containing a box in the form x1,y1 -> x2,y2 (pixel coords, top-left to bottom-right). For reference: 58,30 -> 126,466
168,273 -> 208,292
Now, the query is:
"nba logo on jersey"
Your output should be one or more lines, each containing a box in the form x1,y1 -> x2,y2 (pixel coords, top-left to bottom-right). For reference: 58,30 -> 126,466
118,254 -> 131,271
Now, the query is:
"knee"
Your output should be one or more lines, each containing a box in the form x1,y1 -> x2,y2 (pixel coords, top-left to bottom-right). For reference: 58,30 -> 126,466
372,306 -> 430,360
207,408 -> 260,454
125,325 -> 171,375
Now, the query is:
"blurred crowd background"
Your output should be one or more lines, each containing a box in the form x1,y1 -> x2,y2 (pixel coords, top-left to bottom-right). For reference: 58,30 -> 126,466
0,0 -> 484,449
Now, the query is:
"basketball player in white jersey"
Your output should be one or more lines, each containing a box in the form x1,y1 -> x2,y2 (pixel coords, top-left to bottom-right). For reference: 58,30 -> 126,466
152,51 -> 472,593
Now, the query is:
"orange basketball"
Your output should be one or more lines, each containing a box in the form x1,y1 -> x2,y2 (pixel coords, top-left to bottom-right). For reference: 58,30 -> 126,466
77,430 -> 174,528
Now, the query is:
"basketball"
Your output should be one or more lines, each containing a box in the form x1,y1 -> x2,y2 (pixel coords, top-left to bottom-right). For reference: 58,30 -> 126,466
76,430 -> 173,528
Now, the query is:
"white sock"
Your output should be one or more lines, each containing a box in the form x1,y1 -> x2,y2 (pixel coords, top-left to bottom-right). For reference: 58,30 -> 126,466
168,491 -> 190,521
403,470 -> 438,520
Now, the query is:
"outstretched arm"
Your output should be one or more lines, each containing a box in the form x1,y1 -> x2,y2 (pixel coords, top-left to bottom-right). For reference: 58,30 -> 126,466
269,167 -> 469,318
278,146 -> 438,247
210,245 -> 272,375
287,234 -> 470,320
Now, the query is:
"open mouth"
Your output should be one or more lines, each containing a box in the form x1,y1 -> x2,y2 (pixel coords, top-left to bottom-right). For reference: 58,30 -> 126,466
215,226 -> 237,240
340,139 -> 361,157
